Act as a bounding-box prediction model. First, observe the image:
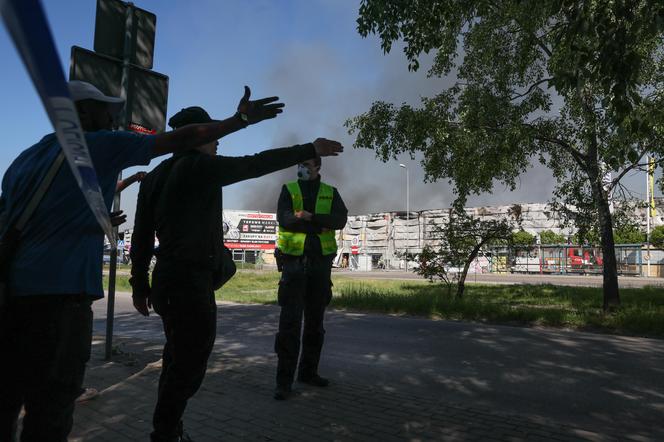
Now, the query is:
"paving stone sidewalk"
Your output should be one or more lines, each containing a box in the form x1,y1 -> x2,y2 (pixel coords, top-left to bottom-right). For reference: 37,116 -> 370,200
66,337 -> 617,442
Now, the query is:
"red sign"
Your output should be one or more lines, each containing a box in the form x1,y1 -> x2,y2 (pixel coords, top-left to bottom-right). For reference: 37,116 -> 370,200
351,245 -> 359,255
129,122 -> 157,134
225,242 -> 275,250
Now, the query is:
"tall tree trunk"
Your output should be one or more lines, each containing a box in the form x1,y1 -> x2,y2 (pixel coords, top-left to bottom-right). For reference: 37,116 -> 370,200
456,244 -> 482,299
581,101 -> 620,312
587,168 -> 621,311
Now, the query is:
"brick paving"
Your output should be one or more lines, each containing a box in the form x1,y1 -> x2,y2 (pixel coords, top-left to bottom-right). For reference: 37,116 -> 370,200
66,338 -> 625,442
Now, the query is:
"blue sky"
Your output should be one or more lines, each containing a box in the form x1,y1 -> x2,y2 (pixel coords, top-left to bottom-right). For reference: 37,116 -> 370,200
0,0 -> 660,226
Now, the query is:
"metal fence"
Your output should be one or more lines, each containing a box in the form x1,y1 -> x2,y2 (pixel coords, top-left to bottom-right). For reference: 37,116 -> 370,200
334,244 -> 664,277
487,244 -> 663,276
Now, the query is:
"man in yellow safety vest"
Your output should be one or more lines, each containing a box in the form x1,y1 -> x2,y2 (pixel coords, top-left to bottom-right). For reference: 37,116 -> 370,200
274,157 -> 347,400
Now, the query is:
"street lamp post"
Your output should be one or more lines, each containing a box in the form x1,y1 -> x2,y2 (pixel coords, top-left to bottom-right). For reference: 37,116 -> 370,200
399,163 -> 409,268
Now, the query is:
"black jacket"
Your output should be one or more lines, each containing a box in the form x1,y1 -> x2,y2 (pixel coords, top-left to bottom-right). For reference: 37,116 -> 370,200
130,143 -> 317,295
277,177 -> 348,256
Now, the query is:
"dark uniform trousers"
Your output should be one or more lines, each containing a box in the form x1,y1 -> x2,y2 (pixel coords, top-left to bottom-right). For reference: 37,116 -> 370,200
274,254 -> 334,387
150,260 -> 217,442
0,295 -> 92,442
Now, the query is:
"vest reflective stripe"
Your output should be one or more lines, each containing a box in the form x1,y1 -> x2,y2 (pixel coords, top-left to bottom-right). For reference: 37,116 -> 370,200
286,181 -> 304,211
278,181 -> 338,256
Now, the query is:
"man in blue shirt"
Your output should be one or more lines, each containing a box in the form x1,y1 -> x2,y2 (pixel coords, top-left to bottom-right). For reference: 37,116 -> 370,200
0,80 -> 285,442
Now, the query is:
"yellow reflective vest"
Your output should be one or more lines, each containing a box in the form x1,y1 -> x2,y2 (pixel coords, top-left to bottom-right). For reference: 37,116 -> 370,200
277,181 -> 338,256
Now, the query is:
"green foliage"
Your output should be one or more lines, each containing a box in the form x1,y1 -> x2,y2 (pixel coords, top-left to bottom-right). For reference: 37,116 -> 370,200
112,268 -> 664,337
350,1 -> 664,201
573,228 -> 601,246
355,0 -> 664,124
103,274 -> 133,292
416,206 -> 514,297
539,229 -> 567,244
611,207 -> 646,244
161,269 -> 664,338
651,225 -> 664,248
349,1 -> 664,306
333,283 -> 664,338
511,230 -> 535,246
614,225 -> 646,244
215,271 -> 281,302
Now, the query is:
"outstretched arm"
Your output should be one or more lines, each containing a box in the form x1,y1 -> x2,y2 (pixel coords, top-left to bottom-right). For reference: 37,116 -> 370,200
116,171 -> 146,193
205,138 -> 344,187
129,182 -> 155,316
152,86 -> 284,157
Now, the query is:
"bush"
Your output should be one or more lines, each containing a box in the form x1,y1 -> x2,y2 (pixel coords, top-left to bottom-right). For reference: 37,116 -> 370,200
614,226 -> 646,244
511,230 -> 535,246
651,225 -> 664,248
539,229 -> 566,244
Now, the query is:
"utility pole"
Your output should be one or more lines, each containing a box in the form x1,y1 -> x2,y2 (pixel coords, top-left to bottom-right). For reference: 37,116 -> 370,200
646,156 -> 655,277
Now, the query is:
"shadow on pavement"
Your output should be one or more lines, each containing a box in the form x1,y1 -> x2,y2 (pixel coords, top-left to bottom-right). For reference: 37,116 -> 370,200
76,302 -> 664,441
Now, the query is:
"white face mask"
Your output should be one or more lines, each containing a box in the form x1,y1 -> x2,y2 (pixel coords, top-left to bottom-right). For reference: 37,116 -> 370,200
297,164 -> 312,181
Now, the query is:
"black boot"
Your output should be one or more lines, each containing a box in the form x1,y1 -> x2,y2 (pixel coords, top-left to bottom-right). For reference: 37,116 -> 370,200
274,384 -> 292,400
297,374 -> 329,387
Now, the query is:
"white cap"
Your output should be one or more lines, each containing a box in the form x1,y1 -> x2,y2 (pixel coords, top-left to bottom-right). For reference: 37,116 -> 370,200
68,80 -> 125,116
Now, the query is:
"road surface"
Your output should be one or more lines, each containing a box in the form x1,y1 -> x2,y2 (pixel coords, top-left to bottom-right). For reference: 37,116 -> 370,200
93,292 -> 664,440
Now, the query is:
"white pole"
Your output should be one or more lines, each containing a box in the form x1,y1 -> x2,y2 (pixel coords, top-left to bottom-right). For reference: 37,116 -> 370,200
646,156 -> 651,277
406,166 -> 409,266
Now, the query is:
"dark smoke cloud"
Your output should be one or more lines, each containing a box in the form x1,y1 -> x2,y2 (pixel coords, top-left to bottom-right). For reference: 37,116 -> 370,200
223,40 -> 564,215
223,41 -> 456,214
222,37 -> 659,216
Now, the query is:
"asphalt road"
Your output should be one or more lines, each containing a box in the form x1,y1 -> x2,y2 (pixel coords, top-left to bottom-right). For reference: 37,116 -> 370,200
107,267 -> 664,287
336,269 -> 664,287
94,292 -> 664,439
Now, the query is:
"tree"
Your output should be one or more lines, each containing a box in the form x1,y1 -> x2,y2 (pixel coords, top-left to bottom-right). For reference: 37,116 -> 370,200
650,225 -> 664,248
571,206 -> 646,245
347,0 -> 664,311
613,226 -> 646,244
511,230 -> 535,246
539,229 -> 567,244
417,204 -> 514,298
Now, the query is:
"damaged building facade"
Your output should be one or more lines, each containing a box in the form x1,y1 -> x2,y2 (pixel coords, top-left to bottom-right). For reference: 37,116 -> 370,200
336,199 -> 664,276
121,199 -> 664,276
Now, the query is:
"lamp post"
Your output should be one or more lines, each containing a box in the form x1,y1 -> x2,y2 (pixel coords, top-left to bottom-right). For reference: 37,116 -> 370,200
399,163 -> 409,268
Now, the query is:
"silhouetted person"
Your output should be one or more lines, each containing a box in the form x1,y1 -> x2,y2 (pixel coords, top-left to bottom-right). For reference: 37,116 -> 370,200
130,101 -> 344,441
0,81 -> 273,442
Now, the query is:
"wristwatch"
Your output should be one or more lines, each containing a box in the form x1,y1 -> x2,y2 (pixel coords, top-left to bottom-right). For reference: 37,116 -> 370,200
235,111 -> 249,127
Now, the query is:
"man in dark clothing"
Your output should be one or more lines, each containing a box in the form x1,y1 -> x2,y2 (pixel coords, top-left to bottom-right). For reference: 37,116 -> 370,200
0,81 -> 270,442
274,157 -> 348,400
130,105 -> 344,442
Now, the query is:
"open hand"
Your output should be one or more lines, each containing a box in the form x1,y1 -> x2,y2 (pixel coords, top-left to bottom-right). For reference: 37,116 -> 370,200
313,138 -> 343,157
237,86 -> 285,125
133,294 -> 152,317
110,210 -> 127,227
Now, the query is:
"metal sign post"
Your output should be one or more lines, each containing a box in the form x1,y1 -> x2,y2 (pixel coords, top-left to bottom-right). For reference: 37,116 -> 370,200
69,0 -> 168,360
105,1 -> 134,362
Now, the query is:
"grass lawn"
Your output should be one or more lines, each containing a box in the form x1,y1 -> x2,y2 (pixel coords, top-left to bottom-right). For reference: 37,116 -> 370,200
103,274 -> 133,292
108,270 -> 664,338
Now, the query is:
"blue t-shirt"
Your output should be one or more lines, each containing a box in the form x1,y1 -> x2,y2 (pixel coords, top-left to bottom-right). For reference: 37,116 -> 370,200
0,130 -> 156,298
